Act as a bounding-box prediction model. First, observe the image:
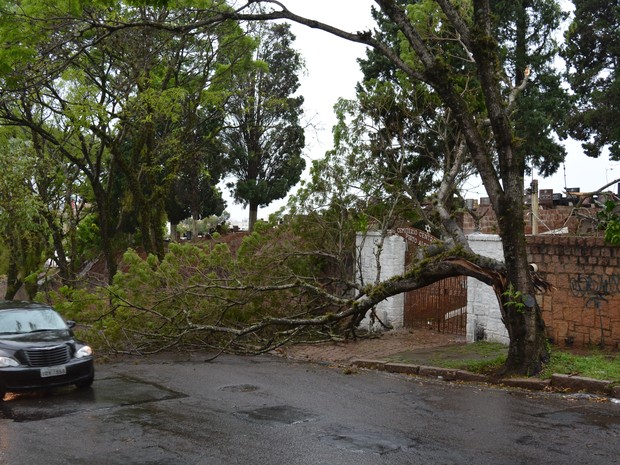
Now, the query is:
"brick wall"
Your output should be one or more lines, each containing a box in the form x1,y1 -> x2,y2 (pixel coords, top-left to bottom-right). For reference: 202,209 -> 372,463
358,231 -> 620,350
528,236 -> 620,350
460,205 -> 602,235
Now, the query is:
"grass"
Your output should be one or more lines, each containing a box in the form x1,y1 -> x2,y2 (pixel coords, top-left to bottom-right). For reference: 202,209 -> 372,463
446,354 -> 507,375
539,350 -> 620,381
456,346 -> 620,382
425,342 -> 507,375
389,342 -> 620,382
387,341 -> 508,375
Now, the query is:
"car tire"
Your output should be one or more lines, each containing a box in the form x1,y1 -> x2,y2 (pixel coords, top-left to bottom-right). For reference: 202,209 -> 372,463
75,376 -> 94,390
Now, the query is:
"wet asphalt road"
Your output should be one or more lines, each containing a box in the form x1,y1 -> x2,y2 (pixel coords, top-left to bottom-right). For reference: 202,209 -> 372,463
0,354 -> 618,465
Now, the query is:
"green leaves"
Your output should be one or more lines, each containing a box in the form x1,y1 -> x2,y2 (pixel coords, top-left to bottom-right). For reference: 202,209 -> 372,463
604,220 -> 620,246
47,224 -> 333,354
562,0 -> 620,159
597,200 -> 620,245
222,22 -> 305,229
502,284 -> 527,314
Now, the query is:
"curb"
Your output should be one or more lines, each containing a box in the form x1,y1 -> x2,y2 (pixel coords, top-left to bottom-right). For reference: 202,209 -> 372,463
351,359 -> 619,399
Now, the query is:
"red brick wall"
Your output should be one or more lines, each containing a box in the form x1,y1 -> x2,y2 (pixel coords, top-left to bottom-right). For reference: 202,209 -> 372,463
460,206 -> 602,235
527,236 -> 620,349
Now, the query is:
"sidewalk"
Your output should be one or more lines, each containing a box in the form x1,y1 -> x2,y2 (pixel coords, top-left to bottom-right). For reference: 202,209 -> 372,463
282,328 -> 465,364
282,328 -> 620,400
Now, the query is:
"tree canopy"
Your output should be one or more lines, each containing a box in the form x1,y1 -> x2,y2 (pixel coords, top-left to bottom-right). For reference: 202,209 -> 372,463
562,0 -> 620,159
0,1 -> 258,281
222,21 -> 306,231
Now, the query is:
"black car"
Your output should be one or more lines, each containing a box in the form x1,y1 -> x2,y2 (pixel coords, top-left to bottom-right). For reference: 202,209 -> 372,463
0,301 -> 94,400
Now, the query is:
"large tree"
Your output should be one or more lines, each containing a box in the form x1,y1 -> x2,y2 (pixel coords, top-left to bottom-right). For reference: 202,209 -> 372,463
214,0 -> 566,374
0,125 -> 87,296
0,132 -> 48,299
0,1 -> 250,279
222,22 -> 306,231
101,5 -> 244,257
165,105 -> 228,238
562,0 -> 620,159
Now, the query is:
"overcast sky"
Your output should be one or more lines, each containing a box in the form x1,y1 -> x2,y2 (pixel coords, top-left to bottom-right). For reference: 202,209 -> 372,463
224,1 -> 615,225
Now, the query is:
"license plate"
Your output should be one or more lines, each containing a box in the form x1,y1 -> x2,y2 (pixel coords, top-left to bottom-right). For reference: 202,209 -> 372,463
40,366 -> 67,378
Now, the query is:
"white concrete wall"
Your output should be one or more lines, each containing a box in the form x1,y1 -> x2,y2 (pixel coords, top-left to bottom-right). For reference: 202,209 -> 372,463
355,231 -> 508,343
356,231 -> 406,330
466,234 -> 508,344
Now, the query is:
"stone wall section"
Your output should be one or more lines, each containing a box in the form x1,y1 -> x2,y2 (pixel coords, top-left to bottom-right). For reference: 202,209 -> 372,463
528,236 -> 620,349
466,234 -> 620,349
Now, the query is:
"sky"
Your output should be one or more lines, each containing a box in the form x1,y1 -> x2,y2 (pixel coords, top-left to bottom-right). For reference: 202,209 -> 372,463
224,0 -> 375,225
224,0 -> 616,226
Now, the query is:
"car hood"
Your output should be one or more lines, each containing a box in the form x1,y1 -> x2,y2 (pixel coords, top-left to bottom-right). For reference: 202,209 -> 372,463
0,330 -> 76,350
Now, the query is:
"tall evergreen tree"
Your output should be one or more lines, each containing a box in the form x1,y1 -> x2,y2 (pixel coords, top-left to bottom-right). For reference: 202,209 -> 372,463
0,1 -> 251,279
562,0 -> 620,159
491,0 -> 570,176
222,22 -> 305,231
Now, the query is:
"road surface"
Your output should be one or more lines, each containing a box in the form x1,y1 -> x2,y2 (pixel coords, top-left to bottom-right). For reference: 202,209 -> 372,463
1,354 -> 618,464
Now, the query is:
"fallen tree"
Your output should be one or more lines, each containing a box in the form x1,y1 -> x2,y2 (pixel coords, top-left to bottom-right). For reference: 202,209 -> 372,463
48,225 -> 551,376
8,0 -> 567,375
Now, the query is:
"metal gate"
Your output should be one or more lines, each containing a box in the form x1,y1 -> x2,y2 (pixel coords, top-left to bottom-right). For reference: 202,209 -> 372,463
403,276 -> 468,334
396,226 -> 468,335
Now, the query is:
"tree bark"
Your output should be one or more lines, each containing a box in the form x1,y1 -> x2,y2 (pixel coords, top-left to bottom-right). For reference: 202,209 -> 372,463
91,180 -> 119,284
248,200 -> 259,232
4,254 -> 21,300
170,222 -> 178,242
495,187 -> 549,374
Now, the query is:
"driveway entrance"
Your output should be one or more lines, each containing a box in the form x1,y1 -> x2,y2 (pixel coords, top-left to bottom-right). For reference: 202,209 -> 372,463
403,275 -> 468,335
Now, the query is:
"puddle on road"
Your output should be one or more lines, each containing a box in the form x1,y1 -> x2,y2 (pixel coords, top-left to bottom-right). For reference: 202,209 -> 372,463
233,405 -> 419,455
0,376 -> 185,423
220,384 -> 260,393
534,408 -> 620,431
318,426 -> 420,455
234,405 -> 315,425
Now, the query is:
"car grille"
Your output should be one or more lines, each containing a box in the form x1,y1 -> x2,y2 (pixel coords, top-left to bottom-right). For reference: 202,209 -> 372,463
23,345 -> 71,367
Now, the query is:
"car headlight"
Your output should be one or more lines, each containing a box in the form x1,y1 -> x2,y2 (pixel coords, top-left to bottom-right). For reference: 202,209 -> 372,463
0,356 -> 19,367
76,346 -> 93,358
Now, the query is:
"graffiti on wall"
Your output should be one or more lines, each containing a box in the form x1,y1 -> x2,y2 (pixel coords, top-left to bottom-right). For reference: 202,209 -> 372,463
570,273 -> 619,346
570,273 -> 620,306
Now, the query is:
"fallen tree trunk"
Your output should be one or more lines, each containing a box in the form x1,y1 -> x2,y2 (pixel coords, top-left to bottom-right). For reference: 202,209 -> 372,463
96,243 -> 551,376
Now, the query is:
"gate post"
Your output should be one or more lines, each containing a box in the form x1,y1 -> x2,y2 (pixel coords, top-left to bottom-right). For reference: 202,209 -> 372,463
466,234 -> 509,344
355,231 -> 406,330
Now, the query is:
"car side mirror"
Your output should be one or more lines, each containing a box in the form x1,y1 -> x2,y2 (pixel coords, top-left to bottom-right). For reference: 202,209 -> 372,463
66,320 -> 76,329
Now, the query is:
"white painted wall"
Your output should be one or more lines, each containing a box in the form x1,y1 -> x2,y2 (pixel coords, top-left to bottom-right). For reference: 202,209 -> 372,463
355,231 -> 508,344
466,234 -> 508,344
356,231 -> 406,330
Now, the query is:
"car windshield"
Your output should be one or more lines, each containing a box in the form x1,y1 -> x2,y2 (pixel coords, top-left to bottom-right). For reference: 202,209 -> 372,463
0,308 -> 68,334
